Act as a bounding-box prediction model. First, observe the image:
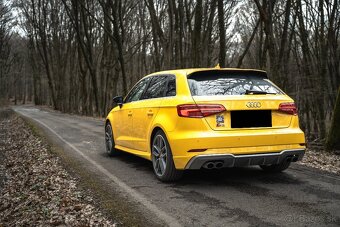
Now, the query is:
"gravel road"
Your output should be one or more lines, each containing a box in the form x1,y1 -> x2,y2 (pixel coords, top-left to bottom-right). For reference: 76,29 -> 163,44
13,106 -> 340,227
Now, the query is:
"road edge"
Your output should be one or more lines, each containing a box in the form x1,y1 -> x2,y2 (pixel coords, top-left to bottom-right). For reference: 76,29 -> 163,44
14,108 -> 181,227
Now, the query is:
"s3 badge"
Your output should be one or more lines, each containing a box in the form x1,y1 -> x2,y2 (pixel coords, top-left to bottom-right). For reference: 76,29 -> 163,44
216,115 -> 225,127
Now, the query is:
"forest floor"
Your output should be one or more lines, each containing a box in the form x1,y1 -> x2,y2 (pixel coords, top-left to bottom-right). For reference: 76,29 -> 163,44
300,149 -> 340,174
0,108 -> 116,226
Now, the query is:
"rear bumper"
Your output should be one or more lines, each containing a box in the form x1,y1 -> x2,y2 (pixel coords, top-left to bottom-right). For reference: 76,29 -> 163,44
168,127 -> 306,169
185,149 -> 305,169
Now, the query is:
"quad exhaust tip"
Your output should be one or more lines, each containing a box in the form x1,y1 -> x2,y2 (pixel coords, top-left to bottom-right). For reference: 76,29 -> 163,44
203,161 -> 224,169
287,155 -> 299,162
203,155 -> 300,170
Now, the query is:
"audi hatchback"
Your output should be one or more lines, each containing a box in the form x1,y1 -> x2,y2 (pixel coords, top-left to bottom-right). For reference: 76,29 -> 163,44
105,68 -> 306,181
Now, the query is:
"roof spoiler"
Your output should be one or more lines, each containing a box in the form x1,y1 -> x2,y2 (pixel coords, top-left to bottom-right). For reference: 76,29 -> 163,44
188,69 -> 268,79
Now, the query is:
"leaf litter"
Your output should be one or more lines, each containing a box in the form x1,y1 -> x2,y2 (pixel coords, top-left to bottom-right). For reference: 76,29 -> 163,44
0,110 -> 116,226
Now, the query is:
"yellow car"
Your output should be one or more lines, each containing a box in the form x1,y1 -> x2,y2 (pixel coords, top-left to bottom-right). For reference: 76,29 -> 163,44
105,68 -> 306,181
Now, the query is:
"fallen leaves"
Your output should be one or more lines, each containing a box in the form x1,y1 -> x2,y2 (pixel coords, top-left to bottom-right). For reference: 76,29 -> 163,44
0,110 -> 115,226
300,149 -> 340,174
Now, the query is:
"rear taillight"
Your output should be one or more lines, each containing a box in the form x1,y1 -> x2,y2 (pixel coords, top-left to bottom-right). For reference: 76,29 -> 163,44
279,103 -> 297,115
177,104 -> 226,118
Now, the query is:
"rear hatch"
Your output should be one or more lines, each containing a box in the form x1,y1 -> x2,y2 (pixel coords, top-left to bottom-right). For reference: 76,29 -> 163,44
187,70 -> 295,131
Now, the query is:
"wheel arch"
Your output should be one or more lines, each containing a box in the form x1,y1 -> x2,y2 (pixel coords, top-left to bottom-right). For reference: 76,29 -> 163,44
149,125 -> 183,181
105,118 -> 111,126
150,126 -> 163,151
105,117 -> 116,140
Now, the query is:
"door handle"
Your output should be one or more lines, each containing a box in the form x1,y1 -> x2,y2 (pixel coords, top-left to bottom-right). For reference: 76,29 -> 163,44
147,110 -> 153,116
128,111 -> 133,117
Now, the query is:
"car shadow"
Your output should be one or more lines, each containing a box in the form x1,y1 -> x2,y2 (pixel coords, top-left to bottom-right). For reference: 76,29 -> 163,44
105,150 -> 305,187
107,150 -> 154,171
180,167 -> 304,185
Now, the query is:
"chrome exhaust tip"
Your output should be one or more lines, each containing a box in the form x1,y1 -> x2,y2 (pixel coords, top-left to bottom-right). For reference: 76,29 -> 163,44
203,161 -> 224,169
203,162 -> 215,169
215,162 -> 224,169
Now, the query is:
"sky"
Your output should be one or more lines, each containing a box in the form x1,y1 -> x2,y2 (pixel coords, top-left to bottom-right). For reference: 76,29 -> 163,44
5,0 -> 26,36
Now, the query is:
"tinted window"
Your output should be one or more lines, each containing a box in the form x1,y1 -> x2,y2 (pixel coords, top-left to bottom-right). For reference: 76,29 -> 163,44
165,76 -> 176,97
141,76 -> 168,99
188,71 -> 283,96
125,77 -> 150,103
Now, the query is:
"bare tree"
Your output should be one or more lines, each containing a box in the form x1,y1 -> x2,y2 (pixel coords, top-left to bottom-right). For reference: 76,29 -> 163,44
1,0 -> 338,149
0,0 -> 13,100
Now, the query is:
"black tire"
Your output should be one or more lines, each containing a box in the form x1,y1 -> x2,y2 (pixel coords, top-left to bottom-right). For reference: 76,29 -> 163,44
151,130 -> 183,182
105,122 -> 119,156
260,159 -> 291,172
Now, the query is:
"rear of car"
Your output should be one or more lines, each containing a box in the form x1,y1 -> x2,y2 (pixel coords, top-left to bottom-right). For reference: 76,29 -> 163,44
167,69 -> 305,170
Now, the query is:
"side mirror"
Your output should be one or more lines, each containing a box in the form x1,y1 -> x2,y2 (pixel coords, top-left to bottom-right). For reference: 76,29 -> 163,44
113,96 -> 124,108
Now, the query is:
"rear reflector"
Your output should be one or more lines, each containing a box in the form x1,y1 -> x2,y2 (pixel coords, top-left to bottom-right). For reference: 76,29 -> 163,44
188,149 -> 207,152
279,102 -> 297,115
177,104 -> 226,118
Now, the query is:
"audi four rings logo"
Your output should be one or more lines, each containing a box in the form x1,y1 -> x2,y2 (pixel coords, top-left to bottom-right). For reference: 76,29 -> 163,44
246,102 -> 261,108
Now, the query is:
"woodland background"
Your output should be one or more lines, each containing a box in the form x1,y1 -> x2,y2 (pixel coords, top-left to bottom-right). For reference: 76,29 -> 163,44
0,0 -> 339,149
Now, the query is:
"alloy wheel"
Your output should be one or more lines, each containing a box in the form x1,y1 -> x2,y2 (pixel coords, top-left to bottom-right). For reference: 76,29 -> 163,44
152,134 -> 168,176
105,124 -> 113,153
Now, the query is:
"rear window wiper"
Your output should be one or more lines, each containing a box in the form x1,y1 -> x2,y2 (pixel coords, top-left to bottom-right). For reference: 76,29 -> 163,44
244,90 -> 276,95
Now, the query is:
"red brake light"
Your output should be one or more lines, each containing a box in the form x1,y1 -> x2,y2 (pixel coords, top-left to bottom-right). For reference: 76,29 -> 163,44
177,104 -> 226,118
279,103 -> 297,115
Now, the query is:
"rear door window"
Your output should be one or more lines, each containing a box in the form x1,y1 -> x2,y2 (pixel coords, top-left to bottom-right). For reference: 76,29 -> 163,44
141,76 -> 167,99
165,75 -> 176,97
124,77 -> 151,103
188,70 -> 283,96
141,75 -> 176,99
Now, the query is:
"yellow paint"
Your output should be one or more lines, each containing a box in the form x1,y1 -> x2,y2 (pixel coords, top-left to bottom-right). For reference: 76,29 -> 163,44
106,68 -> 306,169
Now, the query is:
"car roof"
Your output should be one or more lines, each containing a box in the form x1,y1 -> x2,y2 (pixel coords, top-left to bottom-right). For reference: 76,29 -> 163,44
148,67 -> 267,77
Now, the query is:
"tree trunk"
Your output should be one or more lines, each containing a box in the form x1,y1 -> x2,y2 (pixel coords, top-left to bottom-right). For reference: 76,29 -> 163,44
192,0 -> 202,67
237,19 -> 260,68
145,0 -> 165,71
326,87 -> 340,151
217,0 -> 225,67
110,0 -> 128,95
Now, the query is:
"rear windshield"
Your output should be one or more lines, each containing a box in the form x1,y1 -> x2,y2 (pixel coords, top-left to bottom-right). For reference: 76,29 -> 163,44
187,71 -> 283,96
